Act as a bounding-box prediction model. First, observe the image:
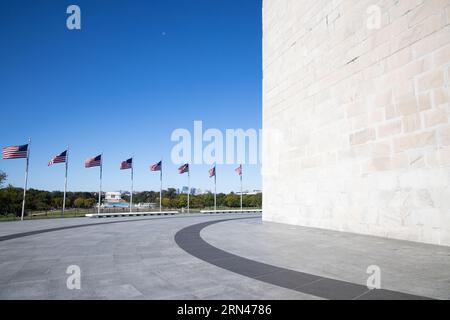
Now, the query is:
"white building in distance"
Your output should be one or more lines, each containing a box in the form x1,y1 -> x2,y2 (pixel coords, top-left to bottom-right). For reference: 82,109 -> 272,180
104,192 -> 123,203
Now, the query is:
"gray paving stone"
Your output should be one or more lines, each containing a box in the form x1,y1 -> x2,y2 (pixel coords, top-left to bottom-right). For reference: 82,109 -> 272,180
0,279 -> 49,299
95,284 -> 144,299
0,213 -> 448,299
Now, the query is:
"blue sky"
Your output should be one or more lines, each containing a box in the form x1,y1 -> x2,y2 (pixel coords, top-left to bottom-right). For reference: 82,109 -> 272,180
0,0 -> 262,193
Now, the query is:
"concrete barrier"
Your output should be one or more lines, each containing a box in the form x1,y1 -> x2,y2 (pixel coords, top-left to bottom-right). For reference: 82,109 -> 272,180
85,211 -> 179,218
200,209 -> 262,214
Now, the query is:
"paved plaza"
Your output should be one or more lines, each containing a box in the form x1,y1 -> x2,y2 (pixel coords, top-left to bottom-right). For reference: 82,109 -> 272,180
0,213 -> 449,299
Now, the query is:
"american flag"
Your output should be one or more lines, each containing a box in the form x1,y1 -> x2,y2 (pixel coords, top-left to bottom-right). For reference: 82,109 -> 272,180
209,166 -> 216,178
85,154 -> 102,168
48,150 -> 67,166
2,144 -> 28,160
178,163 -> 189,174
235,164 -> 242,176
120,158 -> 133,170
150,161 -> 162,171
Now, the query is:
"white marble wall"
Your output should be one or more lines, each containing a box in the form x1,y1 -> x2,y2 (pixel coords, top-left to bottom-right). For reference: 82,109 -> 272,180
263,0 -> 450,246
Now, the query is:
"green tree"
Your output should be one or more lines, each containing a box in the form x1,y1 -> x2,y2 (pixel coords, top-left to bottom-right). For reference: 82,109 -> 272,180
84,198 -> 96,208
164,188 -> 177,199
0,171 -> 6,187
52,197 -> 63,208
201,193 -> 214,208
225,193 -> 240,207
0,186 -> 22,215
74,197 -> 85,208
162,198 -> 171,208
135,191 -> 158,203
216,193 -> 226,207
191,195 -> 204,209
177,194 -> 188,208
0,184 -> 262,217
253,193 -> 262,207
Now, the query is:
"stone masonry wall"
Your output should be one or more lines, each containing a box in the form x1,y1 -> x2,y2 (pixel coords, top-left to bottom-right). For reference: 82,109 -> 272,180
262,0 -> 450,245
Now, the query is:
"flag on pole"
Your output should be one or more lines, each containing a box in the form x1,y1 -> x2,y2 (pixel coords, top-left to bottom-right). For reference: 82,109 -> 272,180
85,153 -> 104,214
48,149 -> 69,217
178,163 -> 189,174
48,150 -> 67,166
120,157 -> 134,212
120,158 -> 133,170
210,165 -> 217,211
236,164 -> 243,211
209,166 -> 216,178
150,161 -> 162,171
85,155 -> 102,168
151,160 -> 163,212
3,141 -> 30,221
2,144 -> 28,159
178,163 -> 190,213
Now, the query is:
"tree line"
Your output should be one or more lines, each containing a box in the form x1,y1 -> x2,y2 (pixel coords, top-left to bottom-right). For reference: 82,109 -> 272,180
0,170 -> 261,216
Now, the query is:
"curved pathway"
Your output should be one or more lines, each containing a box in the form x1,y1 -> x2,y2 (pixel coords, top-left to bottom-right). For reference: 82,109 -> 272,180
175,217 -> 432,300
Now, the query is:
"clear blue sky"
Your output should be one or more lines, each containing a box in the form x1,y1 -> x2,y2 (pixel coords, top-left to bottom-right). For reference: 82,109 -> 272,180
0,0 -> 262,193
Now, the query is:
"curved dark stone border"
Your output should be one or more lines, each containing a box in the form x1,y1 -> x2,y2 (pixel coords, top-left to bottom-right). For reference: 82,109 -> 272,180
175,217 -> 433,300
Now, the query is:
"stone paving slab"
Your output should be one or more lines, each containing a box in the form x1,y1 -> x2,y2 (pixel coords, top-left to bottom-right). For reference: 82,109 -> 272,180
202,219 -> 450,299
0,213 -> 448,299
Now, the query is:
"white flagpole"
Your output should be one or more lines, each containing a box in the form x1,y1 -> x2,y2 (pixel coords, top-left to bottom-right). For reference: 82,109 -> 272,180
62,145 -> 69,218
130,158 -> 133,213
214,166 -> 217,212
187,167 -> 190,214
240,165 -> 243,212
20,138 -> 31,221
159,159 -> 162,212
98,153 -> 103,215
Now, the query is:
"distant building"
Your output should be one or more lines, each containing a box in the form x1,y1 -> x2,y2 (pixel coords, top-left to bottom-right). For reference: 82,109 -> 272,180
102,192 -> 129,208
181,186 -> 197,195
196,189 -> 212,195
105,192 -> 123,203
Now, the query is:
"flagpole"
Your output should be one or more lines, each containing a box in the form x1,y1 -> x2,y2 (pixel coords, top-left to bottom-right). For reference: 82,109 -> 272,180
62,145 -> 69,218
187,168 -> 190,214
130,157 -> 133,213
240,166 -> 243,212
214,166 -> 217,212
159,159 -> 162,212
98,153 -> 103,215
21,138 -> 31,221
